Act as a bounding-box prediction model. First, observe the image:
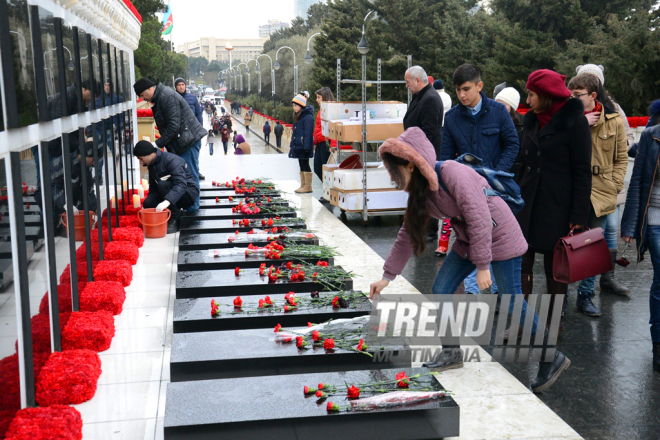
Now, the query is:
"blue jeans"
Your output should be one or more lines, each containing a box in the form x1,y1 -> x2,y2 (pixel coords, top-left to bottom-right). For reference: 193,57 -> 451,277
432,252 -> 539,336
604,206 -> 620,250
645,226 -> 660,342
209,143 -> 214,155
179,140 -> 201,210
464,267 -> 499,294
577,211 -> 608,294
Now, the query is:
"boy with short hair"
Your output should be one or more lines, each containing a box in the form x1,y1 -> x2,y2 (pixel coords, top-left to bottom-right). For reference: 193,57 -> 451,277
567,73 -> 629,315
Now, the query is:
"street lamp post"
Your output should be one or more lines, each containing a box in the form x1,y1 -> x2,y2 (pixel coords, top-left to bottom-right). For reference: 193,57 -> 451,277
247,59 -> 258,94
237,63 -> 248,96
225,42 -> 234,69
256,54 -> 275,109
274,46 -> 297,96
304,33 -> 323,64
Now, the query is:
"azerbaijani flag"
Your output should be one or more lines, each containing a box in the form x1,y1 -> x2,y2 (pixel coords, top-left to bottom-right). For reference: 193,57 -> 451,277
161,4 -> 173,35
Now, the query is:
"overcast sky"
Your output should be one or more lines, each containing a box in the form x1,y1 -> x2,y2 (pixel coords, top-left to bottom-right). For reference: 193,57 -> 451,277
165,0 -> 297,45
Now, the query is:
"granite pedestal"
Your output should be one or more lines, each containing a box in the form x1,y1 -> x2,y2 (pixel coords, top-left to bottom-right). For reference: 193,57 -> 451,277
178,233 -> 317,251
164,368 -> 459,439
173,291 -> 369,333
177,249 -> 333,271
179,218 -> 307,234
175,268 -> 352,298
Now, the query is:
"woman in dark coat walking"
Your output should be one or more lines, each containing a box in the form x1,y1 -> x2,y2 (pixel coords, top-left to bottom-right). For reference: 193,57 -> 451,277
288,94 -> 315,193
515,69 -> 593,334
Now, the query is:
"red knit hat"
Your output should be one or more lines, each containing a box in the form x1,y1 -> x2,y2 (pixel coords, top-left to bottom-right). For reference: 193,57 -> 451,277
526,69 -> 571,99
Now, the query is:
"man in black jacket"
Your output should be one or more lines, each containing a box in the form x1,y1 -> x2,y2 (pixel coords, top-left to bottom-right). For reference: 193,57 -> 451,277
274,120 -> 284,148
134,78 -> 207,211
403,66 -> 444,243
133,141 -> 200,233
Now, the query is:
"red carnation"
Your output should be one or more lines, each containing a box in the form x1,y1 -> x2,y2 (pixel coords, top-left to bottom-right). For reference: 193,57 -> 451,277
233,296 -> 242,308
347,385 -> 360,398
265,296 -> 273,305
286,262 -> 292,269
235,267 -> 240,276
283,305 -> 289,312
315,390 -> 327,398
323,338 -> 335,350
258,299 -> 264,308
312,330 -> 320,341
357,339 -> 366,351
211,299 -> 220,316
396,371 -> 410,388
327,402 -> 341,412
274,324 -> 282,332
308,322 -> 313,327
332,296 -> 339,308
296,336 -> 304,348
287,296 -> 296,306
304,385 -> 316,394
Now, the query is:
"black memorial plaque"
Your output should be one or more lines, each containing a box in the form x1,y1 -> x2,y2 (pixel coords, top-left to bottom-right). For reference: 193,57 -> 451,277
179,218 -> 307,234
170,325 -> 408,382
175,267 -> 352,298
181,208 -> 297,221
164,368 -> 459,440
200,190 -> 280,199
177,249 -> 333,271
178,233 -> 318,251
198,198 -> 290,209
173,291 -> 369,333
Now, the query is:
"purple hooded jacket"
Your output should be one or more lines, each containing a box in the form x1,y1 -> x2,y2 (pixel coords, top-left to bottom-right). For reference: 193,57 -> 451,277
381,127 -> 528,281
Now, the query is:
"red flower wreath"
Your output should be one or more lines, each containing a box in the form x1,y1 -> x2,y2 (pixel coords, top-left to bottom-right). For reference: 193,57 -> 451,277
61,311 -> 115,352
93,260 -> 133,286
76,242 -> 101,262
35,349 -> 102,406
19,313 -> 71,354
4,405 -> 83,440
79,281 -> 126,315
60,261 -> 96,286
37,282 -> 86,315
0,352 -> 49,416
104,240 -> 140,265
112,226 -> 145,247
90,228 -> 110,243
98,215 -> 142,229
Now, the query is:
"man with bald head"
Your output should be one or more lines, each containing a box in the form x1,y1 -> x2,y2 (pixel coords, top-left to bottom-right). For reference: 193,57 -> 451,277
403,66 -> 445,244
403,65 -> 444,159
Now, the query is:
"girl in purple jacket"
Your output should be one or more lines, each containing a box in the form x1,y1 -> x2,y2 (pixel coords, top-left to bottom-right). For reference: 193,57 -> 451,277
370,127 -> 570,393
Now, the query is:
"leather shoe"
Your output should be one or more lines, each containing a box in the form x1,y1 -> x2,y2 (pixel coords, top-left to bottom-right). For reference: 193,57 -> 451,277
576,291 -> 601,317
422,347 -> 464,372
532,350 -> 571,393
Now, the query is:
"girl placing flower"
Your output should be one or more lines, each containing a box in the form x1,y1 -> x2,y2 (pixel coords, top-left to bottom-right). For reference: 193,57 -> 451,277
369,127 -> 570,393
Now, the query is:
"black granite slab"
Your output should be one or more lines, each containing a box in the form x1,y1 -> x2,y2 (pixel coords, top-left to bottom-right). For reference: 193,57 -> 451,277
200,190 -> 280,199
198,198 -> 290,209
179,218 -> 307,234
180,208 -> 297,221
0,214 -> 42,227
0,241 -> 35,260
164,368 -> 459,439
175,267 -> 352,298
173,291 -> 368,333
177,249 -> 333,271
170,324 -> 408,382
178,233 -> 317,251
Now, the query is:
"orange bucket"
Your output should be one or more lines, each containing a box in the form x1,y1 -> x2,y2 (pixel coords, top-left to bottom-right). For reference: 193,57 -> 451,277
61,212 -> 96,241
138,208 -> 171,238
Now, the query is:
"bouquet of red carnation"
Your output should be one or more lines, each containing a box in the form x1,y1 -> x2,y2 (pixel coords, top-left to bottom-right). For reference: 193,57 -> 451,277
98,215 -> 142,230
61,311 -> 115,352
79,281 -> 126,315
102,206 -> 142,218
37,282 -> 86,315
35,349 -> 101,406
89,228 -> 110,243
4,405 -> 83,440
104,241 -> 140,265
0,352 -> 49,412
75,241 -> 101,262
93,260 -> 133,286
60,261 -> 96,286
112,226 -> 145,247
21,313 -> 71,354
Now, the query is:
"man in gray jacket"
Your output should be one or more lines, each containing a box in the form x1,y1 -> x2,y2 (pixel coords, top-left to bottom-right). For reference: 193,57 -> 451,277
175,77 -> 206,182
134,78 -> 206,210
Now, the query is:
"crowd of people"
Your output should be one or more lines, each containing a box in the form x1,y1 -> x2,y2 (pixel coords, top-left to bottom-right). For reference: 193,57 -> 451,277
129,62 -> 659,391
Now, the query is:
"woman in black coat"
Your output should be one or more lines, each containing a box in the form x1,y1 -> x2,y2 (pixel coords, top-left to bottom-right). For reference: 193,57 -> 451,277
288,94 -> 315,193
515,70 -> 592,334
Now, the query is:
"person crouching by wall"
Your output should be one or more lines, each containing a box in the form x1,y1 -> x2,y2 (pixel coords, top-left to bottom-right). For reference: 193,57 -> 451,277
133,141 -> 199,233
289,94 -> 315,193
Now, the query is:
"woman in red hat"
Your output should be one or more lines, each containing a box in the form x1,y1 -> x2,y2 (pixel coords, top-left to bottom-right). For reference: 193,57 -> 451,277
515,69 -> 593,335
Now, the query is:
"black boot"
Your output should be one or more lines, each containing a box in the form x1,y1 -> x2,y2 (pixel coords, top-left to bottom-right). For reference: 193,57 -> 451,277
167,208 -> 181,234
600,250 -> 631,296
422,346 -> 464,372
654,342 -> 660,372
532,349 -> 571,393
576,290 -> 601,317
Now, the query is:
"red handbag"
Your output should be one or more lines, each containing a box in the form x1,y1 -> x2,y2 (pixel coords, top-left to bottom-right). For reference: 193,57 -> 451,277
553,227 -> 613,284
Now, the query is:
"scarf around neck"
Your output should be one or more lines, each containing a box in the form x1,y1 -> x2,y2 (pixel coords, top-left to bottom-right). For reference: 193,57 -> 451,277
537,99 -> 567,129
